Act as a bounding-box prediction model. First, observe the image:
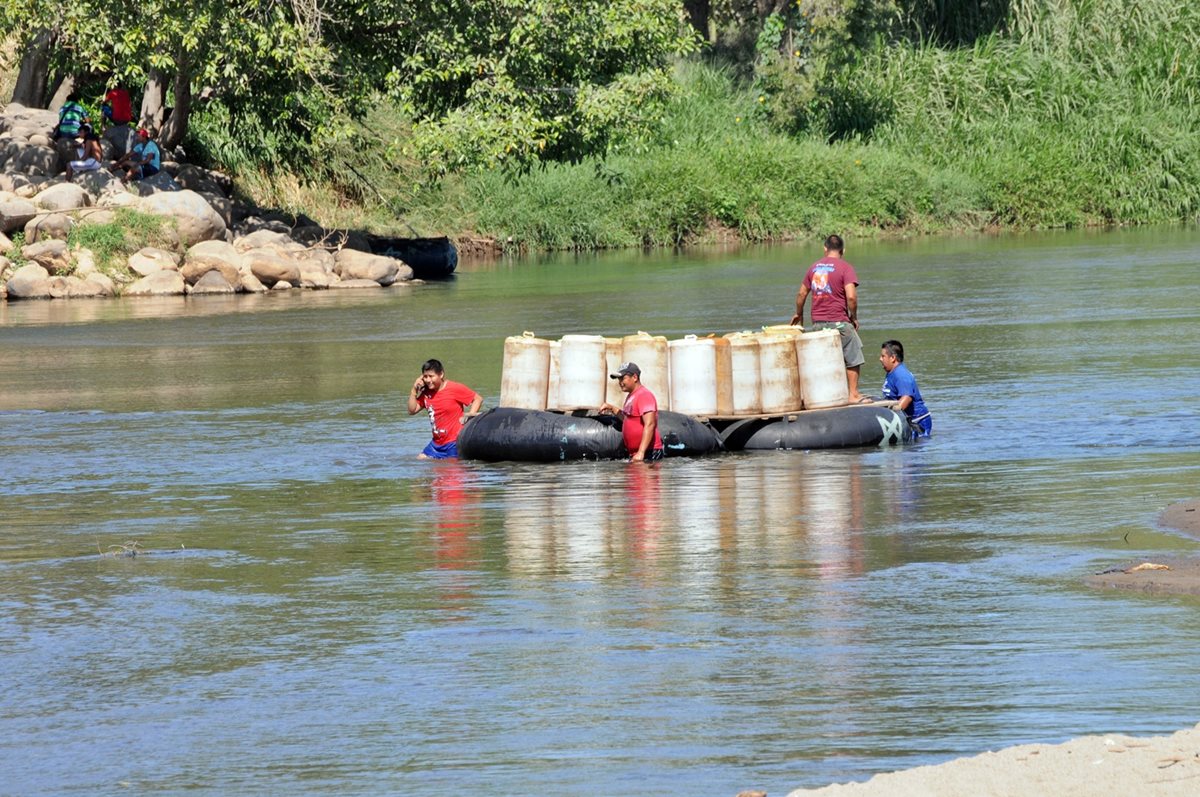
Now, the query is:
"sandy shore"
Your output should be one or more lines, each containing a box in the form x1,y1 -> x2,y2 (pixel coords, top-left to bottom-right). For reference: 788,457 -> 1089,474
776,501 -> 1200,797
783,724 -> 1200,796
1083,500 -> 1200,595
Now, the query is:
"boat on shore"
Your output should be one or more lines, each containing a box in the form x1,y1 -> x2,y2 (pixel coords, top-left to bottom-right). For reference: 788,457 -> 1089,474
366,235 -> 458,279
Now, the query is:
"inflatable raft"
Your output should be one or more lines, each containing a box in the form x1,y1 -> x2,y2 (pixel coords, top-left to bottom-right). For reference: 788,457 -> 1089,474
711,404 -> 917,451
457,404 -> 915,462
457,407 -> 724,462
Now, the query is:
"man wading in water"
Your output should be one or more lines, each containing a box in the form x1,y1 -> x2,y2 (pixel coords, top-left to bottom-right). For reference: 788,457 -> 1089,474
407,359 -> 483,459
599,362 -> 665,462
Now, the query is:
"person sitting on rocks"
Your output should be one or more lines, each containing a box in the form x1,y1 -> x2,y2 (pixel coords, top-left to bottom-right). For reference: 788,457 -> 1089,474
113,127 -> 161,181
54,93 -> 90,140
65,125 -> 103,181
100,86 -> 133,129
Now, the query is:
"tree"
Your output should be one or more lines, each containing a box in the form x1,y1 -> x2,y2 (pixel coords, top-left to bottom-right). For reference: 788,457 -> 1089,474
1,0 -> 695,172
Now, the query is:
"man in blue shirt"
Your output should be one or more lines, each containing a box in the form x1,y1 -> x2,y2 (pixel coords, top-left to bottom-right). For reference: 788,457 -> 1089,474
879,339 -> 932,436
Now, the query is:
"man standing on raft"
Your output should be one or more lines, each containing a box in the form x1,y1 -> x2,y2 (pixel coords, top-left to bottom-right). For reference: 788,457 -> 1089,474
599,362 -> 664,462
791,234 -> 869,403
408,358 -> 483,459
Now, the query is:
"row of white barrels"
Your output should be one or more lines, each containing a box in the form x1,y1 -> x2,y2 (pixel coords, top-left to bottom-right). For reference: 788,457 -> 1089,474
500,327 -> 849,417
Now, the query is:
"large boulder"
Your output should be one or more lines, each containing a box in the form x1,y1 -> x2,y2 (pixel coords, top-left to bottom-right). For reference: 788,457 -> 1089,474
243,248 -> 300,287
334,248 -> 409,285
4,263 -> 54,299
237,265 -> 268,294
34,182 -> 90,211
97,190 -> 139,209
134,171 -> 182,195
298,261 -> 332,289
24,212 -> 74,243
128,247 -> 181,277
138,189 -> 227,247
103,124 -> 136,158
124,269 -> 185,296
189,269 -> 235,295
22,239 -> 71,274
75,169 -> 124,200
64,274 -> 114,298
0,231 -> 12,254
83,272 -> 116,296
181,240 -> 242,285
199,191 -> 233,228
0,195 -> 37,233
175,164 -> 229,196
9,143 -> 59,175
234,228 -> 295,252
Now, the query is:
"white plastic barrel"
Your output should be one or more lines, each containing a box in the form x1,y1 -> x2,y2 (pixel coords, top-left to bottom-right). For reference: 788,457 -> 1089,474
500,331 -> 551,409
547,340 -> 561,411
796,328 -> 849,408
557,334 -> 607,410
603,336 -> 624,408
621,331 -> 671,411
723,332 -> 762,415
668,335 -> 720,416
756,326 -> 803,414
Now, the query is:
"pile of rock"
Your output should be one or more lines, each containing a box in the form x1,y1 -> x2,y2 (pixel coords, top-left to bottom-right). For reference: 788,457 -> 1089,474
0,102 -> 417,301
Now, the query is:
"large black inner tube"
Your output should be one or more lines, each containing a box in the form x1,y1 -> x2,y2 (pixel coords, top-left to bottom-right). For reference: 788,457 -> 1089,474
712,405 -> 916,450
457,407 -> 725,462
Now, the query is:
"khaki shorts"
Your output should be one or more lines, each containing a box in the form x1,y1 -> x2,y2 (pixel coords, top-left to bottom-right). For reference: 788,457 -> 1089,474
811,321 -> 865,368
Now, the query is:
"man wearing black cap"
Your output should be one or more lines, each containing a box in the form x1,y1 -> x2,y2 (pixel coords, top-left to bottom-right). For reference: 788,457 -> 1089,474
599,362 -> 664,462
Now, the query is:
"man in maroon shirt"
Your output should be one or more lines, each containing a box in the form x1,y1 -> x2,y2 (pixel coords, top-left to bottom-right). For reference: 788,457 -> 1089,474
599,362 -> 664,462
791,234 -> 869,403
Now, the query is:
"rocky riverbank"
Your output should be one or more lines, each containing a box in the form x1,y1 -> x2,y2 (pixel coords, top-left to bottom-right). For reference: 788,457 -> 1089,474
0,102 -> 420,301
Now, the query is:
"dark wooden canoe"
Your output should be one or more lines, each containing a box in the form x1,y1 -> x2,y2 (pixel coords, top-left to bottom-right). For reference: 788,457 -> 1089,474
367,235 -> 458,279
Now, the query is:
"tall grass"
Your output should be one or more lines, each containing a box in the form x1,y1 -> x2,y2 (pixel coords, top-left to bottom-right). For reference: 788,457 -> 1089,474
829,0 -> 1200,225
187,0 -> 1200,249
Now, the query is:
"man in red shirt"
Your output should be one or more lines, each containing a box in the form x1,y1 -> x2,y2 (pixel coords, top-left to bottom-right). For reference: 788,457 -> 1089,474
791,234 -> 869,403
599,362 -> 664,462
102,87 -> 133,127
407,358 -> 483,459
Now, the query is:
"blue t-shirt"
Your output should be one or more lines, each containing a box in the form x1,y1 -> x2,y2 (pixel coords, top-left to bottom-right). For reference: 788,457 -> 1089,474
134,140 -> 161,170
882,362 -> 932,435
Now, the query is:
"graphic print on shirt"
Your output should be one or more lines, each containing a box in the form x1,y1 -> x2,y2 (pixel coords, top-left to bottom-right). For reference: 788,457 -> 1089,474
811,264 -> 833,295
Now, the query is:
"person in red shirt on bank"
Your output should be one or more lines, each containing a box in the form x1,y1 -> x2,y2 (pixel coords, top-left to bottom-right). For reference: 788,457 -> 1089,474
599,362 -> 664,462
407,358 -> 483,459
101,86 -> 133,128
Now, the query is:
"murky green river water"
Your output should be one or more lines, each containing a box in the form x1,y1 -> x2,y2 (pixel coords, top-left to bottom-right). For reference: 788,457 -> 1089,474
1,229 -> 1198,795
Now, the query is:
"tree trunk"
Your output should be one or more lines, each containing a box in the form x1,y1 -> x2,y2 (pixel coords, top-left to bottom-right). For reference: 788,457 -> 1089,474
140,69 -> 167,131
159,63 -> 192,152
11,30 -> 54,107
47,74 -> 77,109
684,0 -> 711,42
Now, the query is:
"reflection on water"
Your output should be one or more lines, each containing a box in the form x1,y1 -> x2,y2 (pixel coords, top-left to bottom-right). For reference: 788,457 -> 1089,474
2,229 -> 1200,796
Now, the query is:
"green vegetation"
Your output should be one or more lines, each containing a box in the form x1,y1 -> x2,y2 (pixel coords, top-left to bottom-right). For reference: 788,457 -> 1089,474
6,1 -> 1199,252
68,209 -> 172,275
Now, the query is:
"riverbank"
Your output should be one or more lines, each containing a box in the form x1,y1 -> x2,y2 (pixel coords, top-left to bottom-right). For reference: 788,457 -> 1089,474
1082,500 -> 1200,596
783,723 -> 1200,796
778,499 -> 1200,796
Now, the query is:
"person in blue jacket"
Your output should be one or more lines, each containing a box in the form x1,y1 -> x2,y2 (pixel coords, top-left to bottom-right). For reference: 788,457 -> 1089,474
879,339 -> 932,436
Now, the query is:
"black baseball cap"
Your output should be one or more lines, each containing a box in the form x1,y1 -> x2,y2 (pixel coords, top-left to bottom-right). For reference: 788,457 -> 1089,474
610,362 -> 641,379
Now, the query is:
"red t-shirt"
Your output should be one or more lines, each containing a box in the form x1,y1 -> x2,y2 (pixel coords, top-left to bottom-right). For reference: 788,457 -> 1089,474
417,380 -> 477,445
803,256 -> 859,322
621,385 -> 664,455
105,88 -> 132,125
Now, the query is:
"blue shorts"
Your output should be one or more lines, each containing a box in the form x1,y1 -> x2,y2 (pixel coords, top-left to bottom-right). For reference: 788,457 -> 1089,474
421,440 -> 458,459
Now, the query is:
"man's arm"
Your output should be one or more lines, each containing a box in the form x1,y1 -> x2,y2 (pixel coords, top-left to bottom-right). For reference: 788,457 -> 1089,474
791,283 -> 810,326
632,410 -> 657,462
845,282 -> 859,329
407,376 -> 425,415
466,392 -> 483,415
895,395 -> 912,412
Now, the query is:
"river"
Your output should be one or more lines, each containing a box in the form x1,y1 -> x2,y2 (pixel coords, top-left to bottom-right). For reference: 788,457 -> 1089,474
1,229 -> 1198,796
